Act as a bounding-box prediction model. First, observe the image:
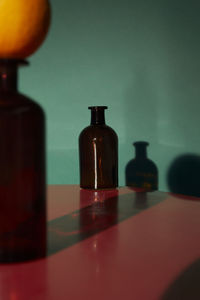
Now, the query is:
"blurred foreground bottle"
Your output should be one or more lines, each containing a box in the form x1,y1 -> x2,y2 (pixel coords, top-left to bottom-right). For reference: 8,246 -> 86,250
126,141 -> 158,191
0,59 -> 46,262
79,106 -> 118,189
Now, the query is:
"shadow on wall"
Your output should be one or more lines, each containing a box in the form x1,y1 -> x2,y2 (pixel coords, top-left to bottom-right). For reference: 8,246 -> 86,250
125,141 -> 158,191
161,258 -> 200,300
167,154 -> 200,197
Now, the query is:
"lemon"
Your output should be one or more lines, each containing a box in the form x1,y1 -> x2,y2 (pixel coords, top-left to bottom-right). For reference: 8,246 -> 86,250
0,0 -> 50,58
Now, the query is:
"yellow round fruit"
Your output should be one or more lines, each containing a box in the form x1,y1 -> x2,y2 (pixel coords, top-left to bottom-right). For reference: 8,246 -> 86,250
0,0 -> 51,58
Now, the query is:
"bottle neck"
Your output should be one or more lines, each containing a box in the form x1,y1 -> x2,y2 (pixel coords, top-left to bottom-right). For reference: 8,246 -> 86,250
89,106 -> 107,125
0,59 -> 28,93
0,65 -> 18,92
134,142 -> 149,159
91,110 -> 105,125
135,147 -> 147,159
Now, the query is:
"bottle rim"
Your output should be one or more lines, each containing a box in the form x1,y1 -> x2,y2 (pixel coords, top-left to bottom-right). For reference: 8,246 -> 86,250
0,59 -> 29,67
133,141 -> 149,147
88,106 -> 108,110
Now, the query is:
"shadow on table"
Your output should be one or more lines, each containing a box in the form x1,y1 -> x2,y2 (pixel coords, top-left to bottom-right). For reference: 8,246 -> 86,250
48,190 -> 167,256
161,258 -> 200,300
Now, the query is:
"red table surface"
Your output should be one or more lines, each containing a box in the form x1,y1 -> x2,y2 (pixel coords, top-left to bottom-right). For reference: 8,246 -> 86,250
0,185 -> 200,300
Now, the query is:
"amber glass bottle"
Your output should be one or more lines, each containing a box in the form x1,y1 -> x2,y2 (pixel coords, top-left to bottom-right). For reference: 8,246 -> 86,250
79,106 -> 118,189
126,141 -> 158,191
0,59 -> 46,263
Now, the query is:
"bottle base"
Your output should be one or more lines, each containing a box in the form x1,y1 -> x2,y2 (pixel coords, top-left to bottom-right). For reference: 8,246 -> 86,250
0,249 -> 46,264
80,185 -> 118,191
0,254 -> 46,264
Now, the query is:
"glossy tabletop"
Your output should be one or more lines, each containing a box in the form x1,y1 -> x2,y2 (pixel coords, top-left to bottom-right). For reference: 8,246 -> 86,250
0,185 -> 200,300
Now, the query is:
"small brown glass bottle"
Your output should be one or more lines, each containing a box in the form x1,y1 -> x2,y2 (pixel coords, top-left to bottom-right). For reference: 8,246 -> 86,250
79,106 -> 118,189
0,59 -> 46,263
125,141 -> 158,191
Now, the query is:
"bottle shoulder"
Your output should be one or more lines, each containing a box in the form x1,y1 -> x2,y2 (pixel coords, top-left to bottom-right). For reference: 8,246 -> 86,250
0,91 -> 45,117
79,124 -> 118,138
126,158 -> 158,171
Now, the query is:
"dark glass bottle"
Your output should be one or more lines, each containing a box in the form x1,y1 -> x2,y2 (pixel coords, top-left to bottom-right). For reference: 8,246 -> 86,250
0,59 -> 46,263
79,106 -> 118,189
125,141 -> 158,191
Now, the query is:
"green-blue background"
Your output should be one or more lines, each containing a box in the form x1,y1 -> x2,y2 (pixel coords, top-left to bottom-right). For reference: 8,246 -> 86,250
19,0 -> 200,191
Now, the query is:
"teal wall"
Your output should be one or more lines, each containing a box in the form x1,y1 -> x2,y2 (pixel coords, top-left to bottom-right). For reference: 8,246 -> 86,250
20,0 -> 200,191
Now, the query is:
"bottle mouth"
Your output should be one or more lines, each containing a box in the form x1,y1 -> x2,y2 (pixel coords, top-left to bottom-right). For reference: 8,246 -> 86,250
88,106 -> 108,110
133,141 -> 149,147
0,59 -> 29,67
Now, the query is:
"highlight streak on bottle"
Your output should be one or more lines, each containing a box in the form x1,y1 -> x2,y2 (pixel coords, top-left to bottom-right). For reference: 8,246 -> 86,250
93,138 -> 97,189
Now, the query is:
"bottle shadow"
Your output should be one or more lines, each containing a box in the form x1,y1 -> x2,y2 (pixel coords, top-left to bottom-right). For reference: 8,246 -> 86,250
47,189 -> 166,256
161,258 -> 200,300
167,154 -> 200,198
125,141 -> 158,191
